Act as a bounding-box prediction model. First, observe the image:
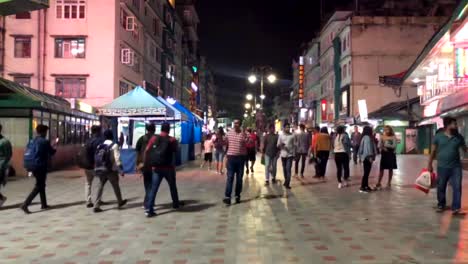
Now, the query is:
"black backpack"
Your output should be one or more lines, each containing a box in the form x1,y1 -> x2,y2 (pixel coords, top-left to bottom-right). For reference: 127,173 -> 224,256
145,136 -> 172,167
94,143 -> 114,175
76,138 -> 101,170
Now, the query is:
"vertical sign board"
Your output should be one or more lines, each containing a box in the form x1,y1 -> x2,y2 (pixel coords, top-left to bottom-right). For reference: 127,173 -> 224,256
358,100 -> 368,121
298,56 -> 304,108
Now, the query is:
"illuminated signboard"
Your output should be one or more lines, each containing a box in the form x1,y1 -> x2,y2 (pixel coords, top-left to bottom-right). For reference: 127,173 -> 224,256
298,57 -> 304,107
455,46 -> 468,78
321,99 -> 327,121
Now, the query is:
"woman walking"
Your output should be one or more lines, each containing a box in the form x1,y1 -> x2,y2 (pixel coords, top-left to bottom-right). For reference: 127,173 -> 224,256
333,126 -> 351,189
213,128 -> 227,174
375,125 -> 397,190
314,127 -> 331,180
358,126 -> 378,193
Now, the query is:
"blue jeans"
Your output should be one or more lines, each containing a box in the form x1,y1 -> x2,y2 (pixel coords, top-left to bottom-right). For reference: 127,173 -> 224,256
224,156 -> 245,198
437,166 -> 463,211
281,157 -> 293,187
265,155 -> 278,181
142,169 -> 153,205
145,169 -> 180,214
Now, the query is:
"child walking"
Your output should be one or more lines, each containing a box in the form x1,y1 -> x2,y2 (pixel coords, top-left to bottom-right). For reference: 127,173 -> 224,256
201,134 -> 214,170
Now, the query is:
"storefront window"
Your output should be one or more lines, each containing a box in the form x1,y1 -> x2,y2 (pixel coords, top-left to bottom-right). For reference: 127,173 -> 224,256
59,115 -> 66,144
50,114 -> 58,142
66,116 -> 72,144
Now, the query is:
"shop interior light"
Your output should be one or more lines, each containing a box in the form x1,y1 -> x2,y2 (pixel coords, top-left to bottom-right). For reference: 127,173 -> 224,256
412,78 -> 422,83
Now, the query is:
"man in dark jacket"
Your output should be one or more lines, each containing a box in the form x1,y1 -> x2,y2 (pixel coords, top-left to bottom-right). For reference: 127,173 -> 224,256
21,125 -> 57,214
144,123 -> 181,217
0,124 -> 12,207
135,123 -> 155,207
262,124 -> 279,185
84,125 -> 103,208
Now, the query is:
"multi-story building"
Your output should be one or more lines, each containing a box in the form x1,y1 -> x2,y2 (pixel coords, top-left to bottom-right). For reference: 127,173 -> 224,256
0,0 -> 171,107
302,39 -> 320,126
308,11 -> 447,125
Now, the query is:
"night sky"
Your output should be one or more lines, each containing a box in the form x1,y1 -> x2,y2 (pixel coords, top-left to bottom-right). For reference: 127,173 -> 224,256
196,0 -> 354,117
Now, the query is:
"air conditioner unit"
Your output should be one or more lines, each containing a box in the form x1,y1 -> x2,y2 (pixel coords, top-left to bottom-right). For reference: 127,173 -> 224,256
121,48 -> 134,65
126,16 -> 136,31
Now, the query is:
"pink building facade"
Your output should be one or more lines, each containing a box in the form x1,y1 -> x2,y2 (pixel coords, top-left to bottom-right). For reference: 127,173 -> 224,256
1,0 -> 166,107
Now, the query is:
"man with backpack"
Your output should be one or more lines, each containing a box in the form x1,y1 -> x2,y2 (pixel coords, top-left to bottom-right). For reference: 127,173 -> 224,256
93,130 -> 127,213
135,123 -> 155,208
144,122 -> 181,217
21,125 -> 57,214
0,124 -> 12,207
78,125 -> 103,208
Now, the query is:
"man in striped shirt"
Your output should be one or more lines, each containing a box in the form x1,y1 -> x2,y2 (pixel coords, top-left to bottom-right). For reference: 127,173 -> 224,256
223,119 -> 248,205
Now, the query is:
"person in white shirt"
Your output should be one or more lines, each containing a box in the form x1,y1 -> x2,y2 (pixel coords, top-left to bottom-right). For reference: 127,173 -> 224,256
93,130 -> 127,213
277,123 -> 295,189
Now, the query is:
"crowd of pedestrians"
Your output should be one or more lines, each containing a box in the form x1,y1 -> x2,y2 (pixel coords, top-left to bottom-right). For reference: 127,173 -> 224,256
0,116 -> 466,216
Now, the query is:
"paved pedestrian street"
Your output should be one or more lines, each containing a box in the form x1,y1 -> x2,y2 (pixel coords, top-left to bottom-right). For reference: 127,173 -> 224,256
0,155 -> 468,264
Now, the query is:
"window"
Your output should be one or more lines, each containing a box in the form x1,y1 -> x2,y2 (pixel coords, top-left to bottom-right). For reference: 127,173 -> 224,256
342,37 -> 347,52
54,38 -> 85,58
132,0 -> 140,11
119,81 -> 130,95
16,12 -> 31,19
56,0 -> 86,19
153,18 -> 160,36
343,64 -> 348,79
14,37 -> 31,58
120,9 -> 129,29
13,76 -> 31,87
55,77 -> 86,98
348,61 -> 352,77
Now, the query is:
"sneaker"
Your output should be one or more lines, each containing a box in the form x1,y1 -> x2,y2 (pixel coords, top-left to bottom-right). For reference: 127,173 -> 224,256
86,203 -> 94,208
338,183 -> 343,189
93,208 -> 103,213
0,196 -> 6,207
223,198 -> 231,205
436,206 -> 446,213
359,188 -> 370,193
118,199 -> 128,209
374,184 -> 382,191
146,211 -> 157,218
452,210 -> 466,217
283,184 -> 292,190
235,197 -> 241,204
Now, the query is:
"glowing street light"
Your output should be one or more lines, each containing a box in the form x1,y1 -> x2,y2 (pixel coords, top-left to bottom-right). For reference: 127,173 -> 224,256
256,103 -> 261,109
244,103 -> 251,109
244,113 -> 248,118
246,94 -> 253,101
267,74 -> 277,83
260,94 -> 266,100
248,75 -> 257,84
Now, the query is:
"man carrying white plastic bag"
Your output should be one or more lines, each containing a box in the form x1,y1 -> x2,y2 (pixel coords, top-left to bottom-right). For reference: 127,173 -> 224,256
427,117 -> 467,216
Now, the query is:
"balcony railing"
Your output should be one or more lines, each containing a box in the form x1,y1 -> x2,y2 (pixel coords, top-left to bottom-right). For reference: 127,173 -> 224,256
420,78 -> 467,105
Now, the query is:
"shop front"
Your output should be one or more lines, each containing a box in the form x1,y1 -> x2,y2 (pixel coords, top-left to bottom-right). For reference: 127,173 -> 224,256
0,77 -> 99,176
401,0 -> 468,157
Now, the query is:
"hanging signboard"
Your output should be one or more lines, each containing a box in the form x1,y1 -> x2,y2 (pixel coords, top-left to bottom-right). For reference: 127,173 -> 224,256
299,56 -> 304,104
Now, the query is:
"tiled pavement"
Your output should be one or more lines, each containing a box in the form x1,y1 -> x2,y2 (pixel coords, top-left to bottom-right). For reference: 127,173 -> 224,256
0,155 -> 468,264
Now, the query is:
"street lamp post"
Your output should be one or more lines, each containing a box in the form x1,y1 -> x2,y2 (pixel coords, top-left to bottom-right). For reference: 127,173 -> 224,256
248,66 -> 276,109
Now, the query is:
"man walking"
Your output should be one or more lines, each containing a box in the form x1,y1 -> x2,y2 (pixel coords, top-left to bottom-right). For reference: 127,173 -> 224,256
224,119 -> 248,205
428,117 -> 467,216
21,125 -> 57,214
294,124 -> 310,178
351,126 -> 362,165
277,123 -> 295,189
144,123 -> 181,217
0,124 -> 12,207
93,130 -> 127,213
83,125 -> 103,208
262,124 -> 279,185
136,123 -> 155,207
245,128 -> 258,175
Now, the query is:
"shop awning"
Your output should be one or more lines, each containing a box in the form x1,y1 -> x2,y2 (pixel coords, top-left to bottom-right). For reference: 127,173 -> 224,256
0,77 -> 71,113
368,97 -> 420,120
402,0 -> 468,82
379,71 -> 407,86
100,86 -> 170,117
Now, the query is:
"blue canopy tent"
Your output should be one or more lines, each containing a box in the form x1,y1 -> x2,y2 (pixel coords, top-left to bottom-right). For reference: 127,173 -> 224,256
100,86 -> 178,173
170,101 -> 204,161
